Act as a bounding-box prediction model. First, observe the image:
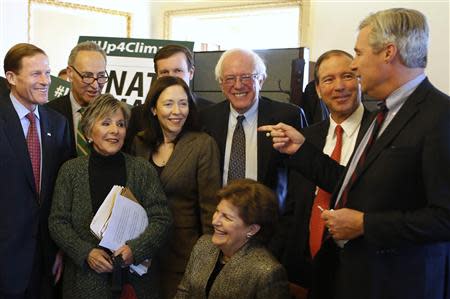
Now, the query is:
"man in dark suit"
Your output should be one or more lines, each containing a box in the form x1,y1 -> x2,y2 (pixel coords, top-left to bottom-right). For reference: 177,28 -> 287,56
200,48 -> 304,203
46,41 -> 108,156
0,76 -> 9,96
124,44 -> 213,150
261,8 -> 450,299
277,50 -> 369,298
0,43 -> 71,299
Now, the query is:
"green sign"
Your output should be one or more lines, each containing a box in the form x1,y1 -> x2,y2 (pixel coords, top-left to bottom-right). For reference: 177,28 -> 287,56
78,36 -> 194,59
77,36 -> 194,106
48,75 -> 70,101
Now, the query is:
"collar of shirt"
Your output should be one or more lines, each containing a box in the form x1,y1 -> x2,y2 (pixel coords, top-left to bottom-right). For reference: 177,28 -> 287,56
229,97 -> 259,127
329,103 -> 364,140
380,73 -> 426,134
10,92 -> 40,121
10,92 -> 41,140
70,91 -> 83,117
384,73 -> 425,114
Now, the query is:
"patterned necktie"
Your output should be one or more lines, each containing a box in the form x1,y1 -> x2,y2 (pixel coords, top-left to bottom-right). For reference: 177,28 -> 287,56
76,107 -> 90,156
309,125 -> 343,257
26,112 -> 41,195
337,103 -> 388,209
227,115 -> 246,183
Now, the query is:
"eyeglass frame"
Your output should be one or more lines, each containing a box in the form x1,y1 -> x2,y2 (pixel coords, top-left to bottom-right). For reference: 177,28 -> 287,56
221,73 -> 260,86
69,65 -> 109,85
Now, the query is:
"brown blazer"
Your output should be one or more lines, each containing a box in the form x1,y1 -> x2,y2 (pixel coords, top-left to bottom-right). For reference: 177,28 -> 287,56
131,131 -> 221,298
175,235 -> 290,299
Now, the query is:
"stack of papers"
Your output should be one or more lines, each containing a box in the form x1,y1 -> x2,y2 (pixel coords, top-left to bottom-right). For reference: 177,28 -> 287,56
90,185 -> 151,276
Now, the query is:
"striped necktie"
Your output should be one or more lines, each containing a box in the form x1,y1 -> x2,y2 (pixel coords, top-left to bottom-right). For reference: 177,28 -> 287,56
76,107 -> 90,156
337,103 -> 388,209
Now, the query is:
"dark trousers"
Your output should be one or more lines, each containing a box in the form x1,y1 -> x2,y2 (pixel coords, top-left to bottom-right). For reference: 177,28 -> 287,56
0,241 -> 55,299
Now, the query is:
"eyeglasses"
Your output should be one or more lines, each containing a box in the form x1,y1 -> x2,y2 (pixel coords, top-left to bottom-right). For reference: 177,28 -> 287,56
70,65 -> 109,85
222,74 -> 259,86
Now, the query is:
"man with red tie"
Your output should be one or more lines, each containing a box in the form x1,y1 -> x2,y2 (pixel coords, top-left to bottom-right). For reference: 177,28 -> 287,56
274,50 -> 369,298
261,8 -> 450,299
0,43 -> 71,299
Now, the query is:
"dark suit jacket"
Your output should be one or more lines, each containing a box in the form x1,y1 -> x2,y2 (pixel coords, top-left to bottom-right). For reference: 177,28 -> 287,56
199,97 -> 304,193
46,94 -> 76,156
0,94 -> 72,295
289,78 -> 450,299
175,235 -> 290,299
124,93 -> 213,152
301,80 -> 329,125
0,77 -> 9,96
275,109 -> 370,290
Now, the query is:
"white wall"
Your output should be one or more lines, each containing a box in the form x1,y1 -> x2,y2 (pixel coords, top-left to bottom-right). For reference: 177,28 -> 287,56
149,0 -> 266,40
305,0 -> 449,93
1,0 -> 448,93
151,0 -> 449,93
0,0 -> 151,77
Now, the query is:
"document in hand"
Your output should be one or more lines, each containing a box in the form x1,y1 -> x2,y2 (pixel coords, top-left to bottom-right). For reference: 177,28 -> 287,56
90,185 -> 150,276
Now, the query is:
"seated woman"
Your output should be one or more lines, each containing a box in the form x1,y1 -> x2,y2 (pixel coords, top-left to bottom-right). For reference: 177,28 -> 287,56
49,94 -> 171,299
175,179 -> 290,299
130,76 -> 221,298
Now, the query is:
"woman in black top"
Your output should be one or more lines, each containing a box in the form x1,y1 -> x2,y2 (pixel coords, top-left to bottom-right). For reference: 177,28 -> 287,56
49,94 -> 171,299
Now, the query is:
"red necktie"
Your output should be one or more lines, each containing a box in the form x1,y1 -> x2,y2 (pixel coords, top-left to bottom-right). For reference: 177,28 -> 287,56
337,103 -> 388,209
26,112 -> 41,195
309,125 -> 343,257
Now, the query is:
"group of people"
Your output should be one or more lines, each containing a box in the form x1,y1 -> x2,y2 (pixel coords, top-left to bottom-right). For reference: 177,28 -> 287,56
0,7 -> 448,299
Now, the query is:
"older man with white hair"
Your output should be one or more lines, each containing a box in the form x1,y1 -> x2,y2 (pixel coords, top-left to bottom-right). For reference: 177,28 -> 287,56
200,48 -> 305,207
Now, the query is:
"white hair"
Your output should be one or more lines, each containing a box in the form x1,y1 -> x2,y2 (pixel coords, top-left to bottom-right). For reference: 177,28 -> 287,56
214,48 -> 267,82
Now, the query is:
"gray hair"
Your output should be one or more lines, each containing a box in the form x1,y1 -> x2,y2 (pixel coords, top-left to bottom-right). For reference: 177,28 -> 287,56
359,8 -> 429,68
79,93 -> 130,138
68,41 -> 107,66
214,48 -> 267,82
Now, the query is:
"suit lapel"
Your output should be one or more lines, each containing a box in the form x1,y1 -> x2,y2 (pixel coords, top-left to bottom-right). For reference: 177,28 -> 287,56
0,96 -> 35,193
213,102 -> 230,174
257,98 -> 275,181
39,106 -> 53,200
330,108 -> 374,206
160,133 -> 195,188
352,81 -> 427,184
305,119 -> 330,149
62,95 -> 74,137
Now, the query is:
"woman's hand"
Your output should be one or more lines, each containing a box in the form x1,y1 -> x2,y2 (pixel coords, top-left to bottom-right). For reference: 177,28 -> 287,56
87,248 -> 113,273
114,244 -> 134,266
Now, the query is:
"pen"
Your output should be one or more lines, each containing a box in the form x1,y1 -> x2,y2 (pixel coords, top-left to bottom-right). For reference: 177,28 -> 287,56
317,205 -> 324,212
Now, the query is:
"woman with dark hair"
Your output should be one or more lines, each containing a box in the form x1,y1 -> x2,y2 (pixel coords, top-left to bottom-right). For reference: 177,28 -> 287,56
130,76 -> 221,298
49,94 -> 171,299
175,179 -> 290,299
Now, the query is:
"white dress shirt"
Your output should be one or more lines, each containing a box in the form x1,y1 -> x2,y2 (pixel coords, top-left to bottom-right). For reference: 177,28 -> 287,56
10,93 -> 42,188
223,99 -> 259,186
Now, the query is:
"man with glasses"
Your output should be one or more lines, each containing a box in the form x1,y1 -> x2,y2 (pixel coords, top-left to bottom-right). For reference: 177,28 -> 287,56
200,48 -> 304,205
47,41 -> 108,156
